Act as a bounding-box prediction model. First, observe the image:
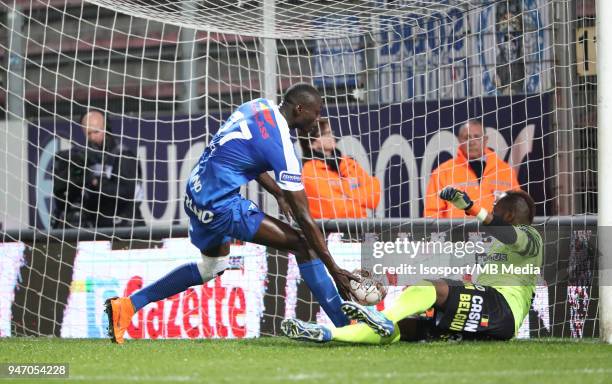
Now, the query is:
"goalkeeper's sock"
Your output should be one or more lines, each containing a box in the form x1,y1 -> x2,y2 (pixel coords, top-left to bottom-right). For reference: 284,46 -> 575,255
331,323 -> 400,345
130,262 -> 203,311
381,281 -> 437,323
298,259 -> 349,327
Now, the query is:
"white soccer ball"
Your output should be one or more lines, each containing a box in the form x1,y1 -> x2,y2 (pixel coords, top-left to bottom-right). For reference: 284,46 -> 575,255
349,269 -> 387,306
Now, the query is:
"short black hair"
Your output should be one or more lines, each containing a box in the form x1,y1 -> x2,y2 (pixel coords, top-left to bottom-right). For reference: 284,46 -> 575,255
283,83 -> 321,106
497,190 -> 535,224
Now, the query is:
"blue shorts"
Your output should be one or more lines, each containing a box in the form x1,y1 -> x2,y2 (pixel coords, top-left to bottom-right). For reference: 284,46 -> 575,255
184,194 -> 266,252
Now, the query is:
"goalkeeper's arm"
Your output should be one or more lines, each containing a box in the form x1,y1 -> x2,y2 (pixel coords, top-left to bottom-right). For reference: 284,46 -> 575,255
439,186 -> 519,245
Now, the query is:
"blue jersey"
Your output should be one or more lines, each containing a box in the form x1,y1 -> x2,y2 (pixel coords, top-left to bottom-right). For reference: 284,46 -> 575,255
187,98 -> 303,210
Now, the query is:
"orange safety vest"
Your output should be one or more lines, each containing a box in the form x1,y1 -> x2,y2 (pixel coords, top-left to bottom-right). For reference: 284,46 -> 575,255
424,148 -> 520,218
302,157 -> 381,219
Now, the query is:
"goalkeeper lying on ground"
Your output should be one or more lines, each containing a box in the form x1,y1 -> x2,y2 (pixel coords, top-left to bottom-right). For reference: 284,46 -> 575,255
282,187 -> 543,343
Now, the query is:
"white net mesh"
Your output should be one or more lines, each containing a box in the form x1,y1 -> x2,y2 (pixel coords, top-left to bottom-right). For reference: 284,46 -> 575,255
86,0 -> 478,40
0,0 -> 599,339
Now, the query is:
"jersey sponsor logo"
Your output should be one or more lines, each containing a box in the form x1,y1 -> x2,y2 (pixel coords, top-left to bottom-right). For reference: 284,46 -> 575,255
252,102 -> 272,139
280,171 -> 302,184
449,292 -> 484,332
482,252 -> 508,262
184,196 -> 214,224
258,102 -> 276,126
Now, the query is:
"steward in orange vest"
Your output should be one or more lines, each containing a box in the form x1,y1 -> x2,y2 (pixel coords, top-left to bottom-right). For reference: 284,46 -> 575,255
424,120 -> 520,218
300,119 -> 381,219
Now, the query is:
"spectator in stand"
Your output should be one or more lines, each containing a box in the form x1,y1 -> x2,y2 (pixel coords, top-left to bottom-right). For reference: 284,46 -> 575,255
424,119 -> 520,218
52,109 -> 145,228
300,117 -> 381,219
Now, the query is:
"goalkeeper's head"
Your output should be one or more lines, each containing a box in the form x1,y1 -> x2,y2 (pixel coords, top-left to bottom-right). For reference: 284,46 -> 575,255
280,83 -> 322,133
493,190 -> 536,225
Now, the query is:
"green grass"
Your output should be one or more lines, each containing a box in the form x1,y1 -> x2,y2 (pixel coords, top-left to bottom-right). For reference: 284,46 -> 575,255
0,338 -> 611,384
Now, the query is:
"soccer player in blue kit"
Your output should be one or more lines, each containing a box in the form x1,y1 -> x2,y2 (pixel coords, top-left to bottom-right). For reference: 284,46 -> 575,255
105,83 -> 355,344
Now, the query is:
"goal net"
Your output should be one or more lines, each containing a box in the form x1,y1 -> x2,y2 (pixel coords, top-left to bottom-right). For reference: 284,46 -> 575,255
0,0 -> 600,340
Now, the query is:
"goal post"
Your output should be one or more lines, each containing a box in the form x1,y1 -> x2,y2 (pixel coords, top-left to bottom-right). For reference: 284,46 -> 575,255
597,0 -> 612,344
0,0 -> 603,341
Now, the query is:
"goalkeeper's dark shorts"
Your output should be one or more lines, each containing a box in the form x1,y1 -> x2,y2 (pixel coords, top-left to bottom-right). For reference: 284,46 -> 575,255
399,279 -> 516,342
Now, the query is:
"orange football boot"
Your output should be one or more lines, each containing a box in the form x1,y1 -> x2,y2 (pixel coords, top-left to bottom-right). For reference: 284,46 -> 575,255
104,296 -> 135,344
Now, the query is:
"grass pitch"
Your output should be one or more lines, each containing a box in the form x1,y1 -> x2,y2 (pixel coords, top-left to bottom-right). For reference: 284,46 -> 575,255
0,338 -> 610,383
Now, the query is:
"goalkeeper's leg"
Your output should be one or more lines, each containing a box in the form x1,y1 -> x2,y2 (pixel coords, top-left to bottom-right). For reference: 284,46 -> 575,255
331,322 -> 401,344
381,280 -> 440,322
329,280 -> 441,344
337,280 -> 441,340
281,317 -> 400,345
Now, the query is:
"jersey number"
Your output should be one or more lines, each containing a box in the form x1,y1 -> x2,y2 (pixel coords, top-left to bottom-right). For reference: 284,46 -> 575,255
217,111 -> 252,146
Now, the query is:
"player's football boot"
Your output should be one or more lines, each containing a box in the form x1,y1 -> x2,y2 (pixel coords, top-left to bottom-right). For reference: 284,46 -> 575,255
104,296 -> 135,344
281,318 -> 331,342
341,301 -> 394,337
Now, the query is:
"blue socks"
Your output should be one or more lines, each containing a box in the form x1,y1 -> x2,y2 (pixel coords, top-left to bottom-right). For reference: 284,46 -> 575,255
129,259 -> 349,328
130,262 -> 203,311
298,259 -> 349,327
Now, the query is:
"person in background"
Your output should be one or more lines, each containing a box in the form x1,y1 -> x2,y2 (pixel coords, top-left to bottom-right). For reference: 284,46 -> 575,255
300,117 -> 381,219
52,109 -> 144,229
424,119 -> 520,218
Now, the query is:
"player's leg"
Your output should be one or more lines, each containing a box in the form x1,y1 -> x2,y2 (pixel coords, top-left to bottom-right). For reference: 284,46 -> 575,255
341,280 -> 445,337
382,280 -> 445,322
105,218 -> 230,344
281,318 -> 332,342
251,214 -> 349,326
331,322 -> 401,344
129,242 -> 230,313
281,317 -> 401,345
396,317 -> 434,342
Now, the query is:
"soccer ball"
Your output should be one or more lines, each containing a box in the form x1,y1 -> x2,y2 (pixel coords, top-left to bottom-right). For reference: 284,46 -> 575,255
349,269 -> 387,306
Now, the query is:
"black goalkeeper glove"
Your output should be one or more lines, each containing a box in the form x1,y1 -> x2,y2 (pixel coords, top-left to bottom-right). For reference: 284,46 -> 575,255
439,186 -> 474,211
440,186 -> 489,221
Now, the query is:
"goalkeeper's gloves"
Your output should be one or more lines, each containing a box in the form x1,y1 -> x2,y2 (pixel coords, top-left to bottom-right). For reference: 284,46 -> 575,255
439,186 -> 488,222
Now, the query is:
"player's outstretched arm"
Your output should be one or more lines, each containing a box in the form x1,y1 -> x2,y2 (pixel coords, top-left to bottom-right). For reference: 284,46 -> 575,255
282,187 -> 356,299
439,186 -> 519,244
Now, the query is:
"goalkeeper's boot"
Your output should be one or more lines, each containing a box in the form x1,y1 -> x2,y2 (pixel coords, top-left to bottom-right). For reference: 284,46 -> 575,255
281,318 -> 331,343
104,296 -> 135,344
341,301 -> 394,337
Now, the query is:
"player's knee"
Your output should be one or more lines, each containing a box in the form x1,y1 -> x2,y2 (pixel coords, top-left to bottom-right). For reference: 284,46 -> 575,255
431,280 -> 450,308
197,254 -> 229,282
292,235 -> 316,263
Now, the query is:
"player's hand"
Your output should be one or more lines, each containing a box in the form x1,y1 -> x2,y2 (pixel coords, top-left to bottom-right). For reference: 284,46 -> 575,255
330,268 -> 360,300
276,195 -> 294,222
439,186 -> 474,211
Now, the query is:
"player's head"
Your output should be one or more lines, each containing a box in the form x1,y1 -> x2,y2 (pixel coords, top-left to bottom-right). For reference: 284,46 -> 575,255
80,109 -> 108,147
299,117 -> 336,157
280,83 -> 322,133
458,119 -> 488,159
493,190 -> 535,225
